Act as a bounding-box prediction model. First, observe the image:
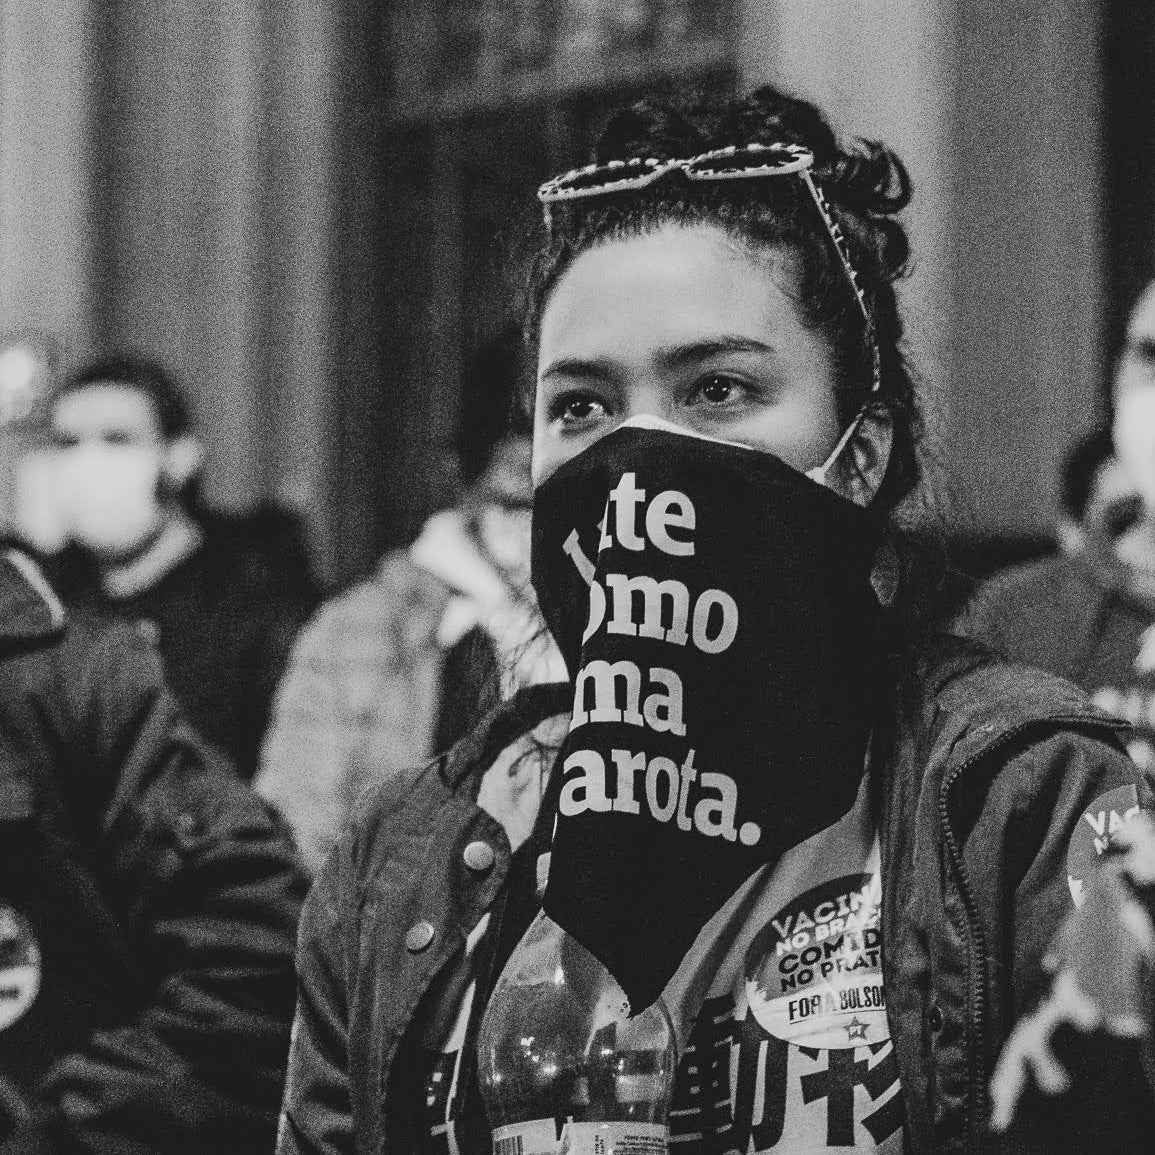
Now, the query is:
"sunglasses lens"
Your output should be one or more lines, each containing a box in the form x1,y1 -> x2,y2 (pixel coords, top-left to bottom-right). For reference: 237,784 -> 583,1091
688,145 -> 801,178
549,158 -> 662,196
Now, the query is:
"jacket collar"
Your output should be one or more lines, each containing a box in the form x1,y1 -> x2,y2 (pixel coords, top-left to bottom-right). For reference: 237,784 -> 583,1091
0,547 -> 66,644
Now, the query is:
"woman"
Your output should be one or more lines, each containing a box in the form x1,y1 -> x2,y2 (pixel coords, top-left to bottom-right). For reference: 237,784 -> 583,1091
277,86 -> 1151,1154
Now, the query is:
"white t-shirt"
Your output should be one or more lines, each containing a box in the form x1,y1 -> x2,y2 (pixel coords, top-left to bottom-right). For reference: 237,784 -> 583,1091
417,761 -> 903,1153
661,774 -> 904,1153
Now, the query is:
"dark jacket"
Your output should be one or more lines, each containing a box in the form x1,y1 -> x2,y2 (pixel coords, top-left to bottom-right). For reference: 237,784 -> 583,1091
49,511 -> 320,780
279,635 -> 1153,1155
0,547 -> 308,1153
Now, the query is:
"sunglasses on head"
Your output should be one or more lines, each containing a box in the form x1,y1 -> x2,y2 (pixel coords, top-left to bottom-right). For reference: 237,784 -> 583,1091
538,142 -> 880,394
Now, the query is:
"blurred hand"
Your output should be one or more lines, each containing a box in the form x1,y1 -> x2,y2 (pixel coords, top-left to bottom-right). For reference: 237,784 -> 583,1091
990,813 -> 1155,1132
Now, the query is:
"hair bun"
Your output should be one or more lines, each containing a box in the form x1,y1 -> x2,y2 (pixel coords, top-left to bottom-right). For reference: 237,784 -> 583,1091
733,87 -> 913,278
826,140 -> 912,217
736,88 -> 911,217
593,87 -> 910,218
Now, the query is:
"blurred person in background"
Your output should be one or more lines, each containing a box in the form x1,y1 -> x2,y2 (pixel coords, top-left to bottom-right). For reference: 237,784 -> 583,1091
1054,426 -> 1136,556
255,325 -> 564,874
965,279 -> 1155,770
0,336 -> 62,559
41,354 -> 319,781
0,404 -> 307,1148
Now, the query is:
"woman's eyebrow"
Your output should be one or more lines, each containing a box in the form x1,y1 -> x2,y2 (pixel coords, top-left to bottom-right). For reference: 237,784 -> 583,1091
539,356 -> 617,382
540,337 -> 774,382
657,336 -> 775,370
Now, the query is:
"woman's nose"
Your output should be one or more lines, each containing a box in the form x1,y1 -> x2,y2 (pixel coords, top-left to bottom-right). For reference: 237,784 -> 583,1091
622,384 -> 674,426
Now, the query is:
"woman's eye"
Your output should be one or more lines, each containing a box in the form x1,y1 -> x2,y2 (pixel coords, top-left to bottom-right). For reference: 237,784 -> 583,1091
689,374 -> 746,406
553,394 -> 608,426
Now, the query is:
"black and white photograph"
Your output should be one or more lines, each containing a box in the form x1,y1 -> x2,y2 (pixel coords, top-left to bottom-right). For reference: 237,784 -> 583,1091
1,2 -> 1154,1152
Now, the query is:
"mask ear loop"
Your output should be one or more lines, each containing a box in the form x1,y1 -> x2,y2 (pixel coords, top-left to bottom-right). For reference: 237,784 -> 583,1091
806,408 -> 868,487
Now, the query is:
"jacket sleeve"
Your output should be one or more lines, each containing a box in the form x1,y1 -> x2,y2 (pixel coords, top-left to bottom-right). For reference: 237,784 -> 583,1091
8,622 -> 308,1154
972,725 -> 1155,1149
998,730 -> 1151,1015
275,838 -> 354,1155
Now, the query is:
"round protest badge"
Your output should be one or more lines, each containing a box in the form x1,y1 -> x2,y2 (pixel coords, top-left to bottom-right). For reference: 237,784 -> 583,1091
0,904 -> 40,1031
1067,784 -> 1142,907
743,873 -> 888,1050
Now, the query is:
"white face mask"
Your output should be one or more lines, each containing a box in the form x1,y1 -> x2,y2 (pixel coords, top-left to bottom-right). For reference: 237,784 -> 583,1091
53,444 -> 164,559
1114,387 -> 1155,509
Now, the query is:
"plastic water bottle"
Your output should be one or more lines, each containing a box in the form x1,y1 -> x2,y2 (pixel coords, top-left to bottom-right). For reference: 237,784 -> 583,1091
477,910 -> 675,1154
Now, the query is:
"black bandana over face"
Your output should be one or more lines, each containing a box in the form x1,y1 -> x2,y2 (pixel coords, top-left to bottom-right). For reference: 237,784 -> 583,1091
530,418 -> 885,1013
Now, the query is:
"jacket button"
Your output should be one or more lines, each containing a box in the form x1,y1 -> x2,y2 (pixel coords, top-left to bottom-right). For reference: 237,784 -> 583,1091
927,1004 -> 944,1032
405,921 -> 436,952
463,841 -> 495,872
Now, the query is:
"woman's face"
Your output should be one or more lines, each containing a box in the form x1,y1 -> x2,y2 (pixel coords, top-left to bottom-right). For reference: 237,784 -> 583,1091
533,224 -> 844,485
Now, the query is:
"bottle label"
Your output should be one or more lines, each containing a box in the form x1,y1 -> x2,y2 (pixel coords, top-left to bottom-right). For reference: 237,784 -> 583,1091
492,1120 -> 667,1155
493,1119 -> 558,1155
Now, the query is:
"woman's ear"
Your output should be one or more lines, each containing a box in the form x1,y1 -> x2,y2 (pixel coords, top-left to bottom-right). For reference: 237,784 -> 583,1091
162,435 -> 205,489
830,404 -> 893,507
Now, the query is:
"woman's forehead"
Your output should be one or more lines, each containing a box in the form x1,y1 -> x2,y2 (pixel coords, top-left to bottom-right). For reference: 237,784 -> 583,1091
538,224 -> 799,360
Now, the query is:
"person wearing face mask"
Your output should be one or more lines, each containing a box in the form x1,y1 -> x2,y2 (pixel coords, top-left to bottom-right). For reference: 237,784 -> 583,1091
965,281 -> 1155,773
1054,427 -> 1136,557
277,88 -> 1153,1155
254,325 -> 564,875
43,355 -> 318,780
